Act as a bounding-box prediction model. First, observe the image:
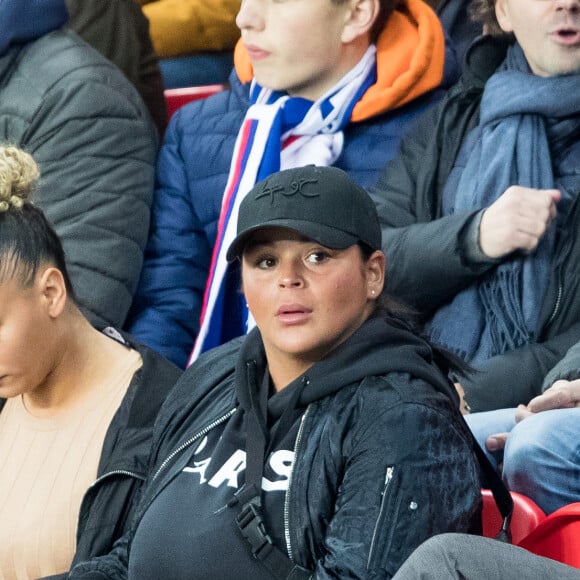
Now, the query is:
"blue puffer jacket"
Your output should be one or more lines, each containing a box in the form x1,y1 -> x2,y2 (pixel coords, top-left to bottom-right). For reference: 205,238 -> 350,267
127,9 -> 460,367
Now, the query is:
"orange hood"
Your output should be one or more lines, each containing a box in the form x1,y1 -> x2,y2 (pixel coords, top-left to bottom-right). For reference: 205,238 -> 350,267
234,0 -> 446,123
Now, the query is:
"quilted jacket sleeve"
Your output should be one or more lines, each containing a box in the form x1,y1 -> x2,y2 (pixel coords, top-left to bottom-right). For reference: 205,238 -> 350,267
307,378 -> 481,579
126,105 -> 218,368
65,0 -> 168,136
369,108 -> 495,317
22,32 -> 158,329
126,84 -> 243,368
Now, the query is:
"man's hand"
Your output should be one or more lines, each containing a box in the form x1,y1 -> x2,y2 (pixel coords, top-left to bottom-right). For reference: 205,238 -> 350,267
479,186 -> 560,259
485,432 -> 509,453
486,379 -> 580,453
526,379 -> 580,413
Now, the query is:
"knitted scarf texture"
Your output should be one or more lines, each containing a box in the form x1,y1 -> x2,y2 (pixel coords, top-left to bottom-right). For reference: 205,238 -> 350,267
427,43 -> 580,364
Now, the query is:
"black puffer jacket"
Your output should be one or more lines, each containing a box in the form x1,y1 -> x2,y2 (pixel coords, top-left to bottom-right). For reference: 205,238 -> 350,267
70,317 -> 481,579
542,340 -> 580,393
0,330 -> 182,579
370,36 -> 580,411
70,332 -> 181,567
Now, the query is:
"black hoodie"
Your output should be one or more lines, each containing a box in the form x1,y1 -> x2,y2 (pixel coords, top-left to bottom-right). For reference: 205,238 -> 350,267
70,316 -> 481,580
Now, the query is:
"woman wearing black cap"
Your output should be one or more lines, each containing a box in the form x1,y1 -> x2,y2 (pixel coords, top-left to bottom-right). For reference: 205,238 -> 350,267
71,166 -> 481,580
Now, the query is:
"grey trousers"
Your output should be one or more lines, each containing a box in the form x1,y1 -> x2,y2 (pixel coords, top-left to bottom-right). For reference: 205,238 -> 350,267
392,534 -> 580,580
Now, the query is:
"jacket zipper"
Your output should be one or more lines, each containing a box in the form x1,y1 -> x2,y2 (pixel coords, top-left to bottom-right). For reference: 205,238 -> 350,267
546,283 -> 562,326
88,469 -> 144,490
152,408 -> 237,482
545,198 -> 579,328
76,469 -> 145,544
79,469 -> 145,516
79,411 -> 236,509
367,466 -> 395,567
284,405 -> 311,562
80,469 -> 144,509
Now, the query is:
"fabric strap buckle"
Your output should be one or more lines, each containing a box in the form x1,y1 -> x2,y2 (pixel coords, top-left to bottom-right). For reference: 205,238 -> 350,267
236,500 -> 274,560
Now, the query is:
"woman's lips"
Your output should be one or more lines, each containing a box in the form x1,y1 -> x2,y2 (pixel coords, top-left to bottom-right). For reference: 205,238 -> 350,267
276,304 -> 312,325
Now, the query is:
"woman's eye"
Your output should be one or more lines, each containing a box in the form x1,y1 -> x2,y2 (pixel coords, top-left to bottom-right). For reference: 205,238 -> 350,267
306,251 -> 330,264
256,256 -> 276,269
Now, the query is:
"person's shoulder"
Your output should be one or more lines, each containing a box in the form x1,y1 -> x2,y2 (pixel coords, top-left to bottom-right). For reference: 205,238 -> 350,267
170,74 -> 249,135
319,373 -> 467,453
103,328 -> 183,385
351,373 -> 470,452
19,30 -> 112,80
153,338 -> 243,431
357,371 -> 457,415
319,372 -> 446,421
186,336 -> 244,377
17,29 -> 146,107
134,342 -> 183,384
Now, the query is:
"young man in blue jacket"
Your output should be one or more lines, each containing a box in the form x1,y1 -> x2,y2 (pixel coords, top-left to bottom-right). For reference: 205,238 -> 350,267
125,0 -> 460,368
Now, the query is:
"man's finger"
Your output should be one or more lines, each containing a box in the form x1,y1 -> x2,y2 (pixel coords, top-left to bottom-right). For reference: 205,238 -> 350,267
485,432 -> 509,452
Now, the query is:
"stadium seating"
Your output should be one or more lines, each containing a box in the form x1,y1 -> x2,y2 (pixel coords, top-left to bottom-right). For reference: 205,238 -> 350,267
164,84 -> 226,118
519,502 -> 580,569
482,489 -> 546,545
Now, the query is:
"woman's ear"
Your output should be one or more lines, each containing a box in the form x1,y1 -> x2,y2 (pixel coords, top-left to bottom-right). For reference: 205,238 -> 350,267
366,250 -> 386,299
38,267 -> 68,318
341,0 -> 380,44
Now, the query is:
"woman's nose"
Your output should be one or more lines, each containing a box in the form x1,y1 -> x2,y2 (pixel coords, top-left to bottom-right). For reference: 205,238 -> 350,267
278,262 -> 304,288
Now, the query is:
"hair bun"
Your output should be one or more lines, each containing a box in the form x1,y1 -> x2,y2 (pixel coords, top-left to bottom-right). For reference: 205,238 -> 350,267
0,145 -> 40,213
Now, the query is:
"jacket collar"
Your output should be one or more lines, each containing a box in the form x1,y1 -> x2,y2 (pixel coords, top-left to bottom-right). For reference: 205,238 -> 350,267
462,35 -> 513,89
233,0 -> 457,123
235,316 -> 458,410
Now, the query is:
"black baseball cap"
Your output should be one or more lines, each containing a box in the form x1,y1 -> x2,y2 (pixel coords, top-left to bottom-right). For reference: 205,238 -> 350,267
226,165 -> 382,261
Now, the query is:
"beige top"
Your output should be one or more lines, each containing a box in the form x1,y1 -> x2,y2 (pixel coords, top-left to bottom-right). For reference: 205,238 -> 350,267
0,349 -> 142,580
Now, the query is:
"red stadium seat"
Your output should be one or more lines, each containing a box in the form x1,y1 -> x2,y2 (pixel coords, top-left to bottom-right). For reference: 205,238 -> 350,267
164,84 -> 226,118
482,489 -> 546,545
518,502 -> 580,569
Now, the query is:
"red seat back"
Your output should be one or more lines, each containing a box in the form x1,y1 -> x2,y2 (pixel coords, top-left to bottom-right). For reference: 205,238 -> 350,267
164,84 -> 226,118
518,502 -> 580,569
481,489 -> 546,545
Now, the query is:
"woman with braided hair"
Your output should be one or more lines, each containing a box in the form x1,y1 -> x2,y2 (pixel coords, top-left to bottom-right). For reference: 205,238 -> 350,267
0,146 -> 181,579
